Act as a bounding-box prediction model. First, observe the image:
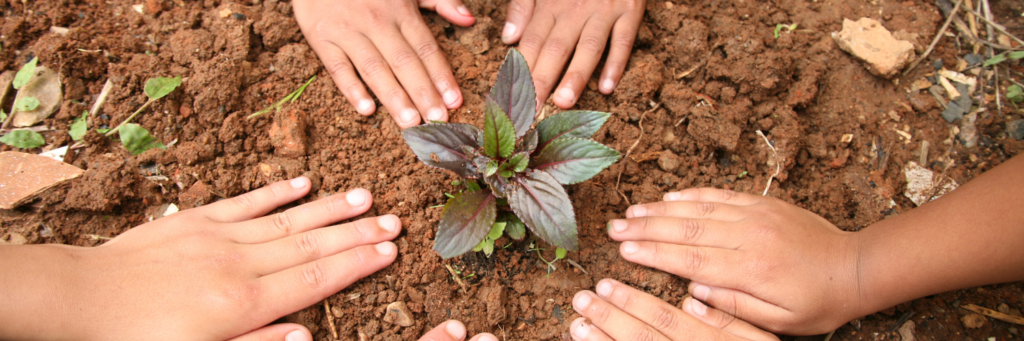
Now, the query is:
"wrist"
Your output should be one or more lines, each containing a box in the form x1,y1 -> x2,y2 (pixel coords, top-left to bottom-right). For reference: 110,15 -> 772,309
0,245 -> 83,340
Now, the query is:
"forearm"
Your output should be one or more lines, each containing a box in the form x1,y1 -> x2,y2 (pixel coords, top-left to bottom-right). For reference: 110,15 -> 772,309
0,244 -> 81,340
855,154 -> 1024,316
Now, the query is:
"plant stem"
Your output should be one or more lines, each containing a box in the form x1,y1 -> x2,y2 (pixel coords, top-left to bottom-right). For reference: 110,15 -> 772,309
105,98 -> 155,137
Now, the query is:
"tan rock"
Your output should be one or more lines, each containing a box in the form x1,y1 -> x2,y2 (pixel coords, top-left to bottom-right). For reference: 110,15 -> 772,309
382,301 -> 414,327
268,109 -> 308,158
12,66 -> 63,127
961,313 -> 986,329
657,150 -> 681,172
832,18 -> 916,79
0,152 -> 84,209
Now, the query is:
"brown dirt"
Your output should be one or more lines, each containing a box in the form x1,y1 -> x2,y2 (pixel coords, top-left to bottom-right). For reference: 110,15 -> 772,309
2,0 -> 1024,340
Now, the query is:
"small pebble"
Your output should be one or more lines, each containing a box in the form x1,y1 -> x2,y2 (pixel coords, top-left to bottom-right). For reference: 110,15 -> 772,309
382,301 -> 415,327
932,59 -> 944,71
231,13 -> 246,20
8,233 -> 28,245
1006,119 -> 1024,141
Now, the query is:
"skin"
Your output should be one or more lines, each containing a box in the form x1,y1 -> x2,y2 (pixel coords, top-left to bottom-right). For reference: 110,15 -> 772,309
588,153 -> 1024,337
0,177 -> 497,341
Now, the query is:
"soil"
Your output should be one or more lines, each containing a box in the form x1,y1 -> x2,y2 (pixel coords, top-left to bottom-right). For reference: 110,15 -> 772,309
2,0 -> 1023,340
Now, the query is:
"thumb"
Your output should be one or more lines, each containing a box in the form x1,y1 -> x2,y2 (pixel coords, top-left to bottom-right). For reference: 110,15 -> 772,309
501,0 -> 535,44
226,323 -> 311,341
419,0 -> 476,27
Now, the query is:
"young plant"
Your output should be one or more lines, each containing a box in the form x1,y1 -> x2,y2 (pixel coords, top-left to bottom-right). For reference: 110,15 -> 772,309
0,57 -> 45,149
983,51 -> 1024,67
70,76 -> 181,154
402,49 -> 620,259
247,75 -> 316,119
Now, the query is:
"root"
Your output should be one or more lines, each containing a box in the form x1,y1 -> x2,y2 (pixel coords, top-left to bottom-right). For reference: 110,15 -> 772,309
756,130 -> 781,196
614,102 -> 661,205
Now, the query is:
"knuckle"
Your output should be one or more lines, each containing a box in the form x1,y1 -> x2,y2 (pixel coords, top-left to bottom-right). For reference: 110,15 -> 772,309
390,49 -> 418,70
507,0 -> 529,18
696,202 -> 716,217
610,32 -> 636,50
519,34 -> 545,53
650,306 -> 680,332
562,70 -> 589,88
578,34 -> 607,53
325,58 -> 354,78
415,42 -> 441,61
383,87 -> 407,105
413,85 -> 435,102
628,326 -> 659,341
685,247 -> 709,274
589,300 -> 612,325
295,232 -> 324,259
301,261 -> 329,290
361,56 -> 389,78
231,192 -> 260,212
720,188 -> 738,202
542,39 -> 571,57
272,212 -> 295,235
679,219 -> 705,244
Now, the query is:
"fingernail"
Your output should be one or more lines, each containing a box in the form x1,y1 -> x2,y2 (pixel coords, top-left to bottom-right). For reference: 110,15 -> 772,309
375,242 -> 396,256
445,320 -> 467,339
290,177 -> 309,189
690,298 -> 708,316
357,99 -> 374,114
346,190 -> 367,206
442,89 -> 459,107
572,320 -> 591,340
596,280 -> 612,297
665,192 -> 682,201
693,284 -> 711,301
556,87 -> 575,103
609,220 -> 627,233
400,108 -> 418,124
285,329 -> 308,341
630,206 -> 647,218
456,5 -> 471,16
427,108 -> 446,121
600,78 -> 615,93
573,293 -> 592,311
378,215 -> 400,233
502,22 -> 517,39
622,241 -> 638,255
479,334 -> 498,341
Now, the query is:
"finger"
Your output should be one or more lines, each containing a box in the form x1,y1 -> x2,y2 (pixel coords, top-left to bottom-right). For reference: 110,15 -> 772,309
529,19 -> 587,107
339,33 -> 422,128
227,323 -> 311,341
607,217 -> 741,249
552,16 -> 613,108
259,242 -> 398,313
625,201 -> 746,221
401,16 -> 463,111
250,215 -> 402,274
593,278 -> 735,340
420,0 -> 476,27
501,0 -> 535,44
198,177 -> 311,223
688,282 -> 792,333
598,6 -> 642,95
619,241 -> 743,288
568,317 -> 614,341
306,39 -> 376,115
418,320 -> 466,341
514,9 -> 555,70
682,297 -> 780,341
374,24 -> 447,123
229,188 -> 373,244
571,291 -> 671,341
663,188 -> 762,206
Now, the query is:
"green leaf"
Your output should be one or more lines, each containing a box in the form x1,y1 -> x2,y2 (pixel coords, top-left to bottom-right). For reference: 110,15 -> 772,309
1008,85 -> 1024,103
434,190 -> 497,259
70,111 -> 88,141
508,152 -> 529,173
499,170 -> 514,178
0,109 -> 6,121
484,160 -> 499,177
483,96 -> 516,158
482,239 -> 494,256
535,111 -> 611,152
14,97 -> 40,111
144,76 -> 182,101
773,24 -> 784,39
489,49 -> 536,137
1010,51 -> 1024,60
402,123 -> 481,178
504,214 -> 526,240
984,54 -> 1007,67
532,138 -> 621,185
487,222 -> 506,240
96,128 -> 111,134
508,170 -> 578,251
119,123 -> 166,155
0,129 -> 45,148
12,57 -> 38,89
555,247 -> 567,260
472,241 -> 485,252
466,179 -> 482,192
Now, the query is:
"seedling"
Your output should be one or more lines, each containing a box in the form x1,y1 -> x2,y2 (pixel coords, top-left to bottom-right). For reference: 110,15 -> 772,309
983,51 -> 1024,67
248,75 -> 316,119
1,57 -> 45,149
70,76 -> 181,155
403,49 -> 621,259
530,242 -> 568,275
774,23 -> 798,39
1008,84 -> 1024,104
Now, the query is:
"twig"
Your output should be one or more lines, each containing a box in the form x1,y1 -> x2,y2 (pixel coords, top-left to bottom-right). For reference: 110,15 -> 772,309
756,130 -> 781,196
960,5 -> 1024,47
89,79 -> 113,118
903,0 -> 965,76
613,103 -> 661,205
961,304 -> 1024,325
444,264 -> 469,293
822,330 -> 836,341
995,65 -> 1003,115
565,259 -> 589,274
324,300 -> 338,340
0,126 -> 50,134
965,0 -> 979,52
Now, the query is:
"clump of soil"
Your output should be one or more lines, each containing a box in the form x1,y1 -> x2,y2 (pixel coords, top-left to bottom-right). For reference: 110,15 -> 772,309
2,0 -> 1023,340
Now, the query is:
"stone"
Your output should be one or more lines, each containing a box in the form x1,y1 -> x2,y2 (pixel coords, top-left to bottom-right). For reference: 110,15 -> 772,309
657,150 -> 681,172
382,301 -> 414,327
12,66 -> 63,127
268,109 -> 308,158
1006,119 -> 1024,141
903,161 -> 957,206
961,313 -> 986,329
0,152 -> 84,209
897,320 -> 916,341
831,18 -> 916,79
8,232 -> 28,245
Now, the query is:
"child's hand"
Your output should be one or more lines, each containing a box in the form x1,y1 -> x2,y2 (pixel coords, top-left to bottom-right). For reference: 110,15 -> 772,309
570,279 -> 778,341
607,188 -> 863,335
500,0 -> 646,108
0,177 -> 401,340
416,320 -> 498,341
293,0 -> 474,128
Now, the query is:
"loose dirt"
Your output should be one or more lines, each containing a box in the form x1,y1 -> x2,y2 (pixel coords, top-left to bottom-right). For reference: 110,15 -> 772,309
2,0 -> 1023,340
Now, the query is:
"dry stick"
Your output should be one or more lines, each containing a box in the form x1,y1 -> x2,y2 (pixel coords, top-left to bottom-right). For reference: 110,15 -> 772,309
755,130 -> 781,196
90,79 -> 114,118
613,103 -> 661,205
960,5 -> 1024,47
961,304 -> 1024,325
323,300 -> 338,340
965,0 -> 980,53
902,0 -> 965,76
444,264 -> 469,293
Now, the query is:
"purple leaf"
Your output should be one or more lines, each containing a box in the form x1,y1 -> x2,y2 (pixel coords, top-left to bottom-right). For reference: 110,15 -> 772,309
532,138 -> 620,184
508,170 -> 578,251
535,111 -> 611,153
434,191 -> 497,259
484,173 -> 509,198
402,123 -> 479,178
483,96 -> 516,158
489,49 -> 536,137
